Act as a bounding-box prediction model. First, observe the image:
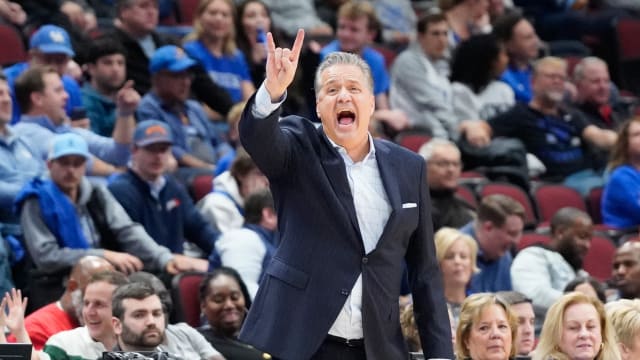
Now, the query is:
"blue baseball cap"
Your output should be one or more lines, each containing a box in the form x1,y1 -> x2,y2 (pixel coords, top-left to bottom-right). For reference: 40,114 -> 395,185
49,133 -> 90,160
29,25 -> 75,57
134,120 -> 174,147
149,45 -> 196,74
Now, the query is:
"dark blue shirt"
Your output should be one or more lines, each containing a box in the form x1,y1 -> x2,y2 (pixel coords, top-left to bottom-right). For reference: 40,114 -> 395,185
460,221 -> 513,293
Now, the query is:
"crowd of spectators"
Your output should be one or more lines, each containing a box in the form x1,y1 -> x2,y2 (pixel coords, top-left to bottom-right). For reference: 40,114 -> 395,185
0,0 -> 639,359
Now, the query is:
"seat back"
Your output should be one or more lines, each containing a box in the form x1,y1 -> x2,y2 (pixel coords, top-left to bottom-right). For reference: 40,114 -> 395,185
616,18 -> 640,93
478,182 -> 537,228
0,24 -> 26,66
171,271 -> 206,328
517,232 -> 551,252
394,128 -> 432,153
455,184 -> 477,209
189,174 -> 214,203
177,0 -> 199,25
583,236 -> 617,282
533,184 -> 587,223
586,186 -> 604,225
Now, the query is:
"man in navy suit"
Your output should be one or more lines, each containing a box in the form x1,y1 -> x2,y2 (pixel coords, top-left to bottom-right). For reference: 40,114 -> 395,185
238,29 -> 453,360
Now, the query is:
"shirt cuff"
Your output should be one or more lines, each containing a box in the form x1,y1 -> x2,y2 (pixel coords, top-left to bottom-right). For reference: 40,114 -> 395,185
251,82 -> 287,118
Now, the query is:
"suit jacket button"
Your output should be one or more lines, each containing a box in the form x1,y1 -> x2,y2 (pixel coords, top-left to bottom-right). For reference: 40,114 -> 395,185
362,257 -> 368,264
340,289 -> 349,295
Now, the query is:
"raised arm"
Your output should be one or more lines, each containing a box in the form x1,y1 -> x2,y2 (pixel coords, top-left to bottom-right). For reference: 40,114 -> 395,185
264,29 -> 305,101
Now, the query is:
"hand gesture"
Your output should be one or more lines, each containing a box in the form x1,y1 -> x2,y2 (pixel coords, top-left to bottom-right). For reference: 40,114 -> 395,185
165,254 -> 209,274
103,250 -> 143,274
116,80 -> 141,116
264,29 -> 305,101
0,289 -> 29,342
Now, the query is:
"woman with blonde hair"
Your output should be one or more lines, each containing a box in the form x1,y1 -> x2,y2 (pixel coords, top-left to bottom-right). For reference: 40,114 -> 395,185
455,292 -> 517,360
435,227 -> 479,326
605,299 -> 640,360
533,292 -> 621,360
184,0 -> 255,104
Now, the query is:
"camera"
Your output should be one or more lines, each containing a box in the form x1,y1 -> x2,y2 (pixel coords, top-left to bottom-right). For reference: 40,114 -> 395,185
102,351 -> 170,360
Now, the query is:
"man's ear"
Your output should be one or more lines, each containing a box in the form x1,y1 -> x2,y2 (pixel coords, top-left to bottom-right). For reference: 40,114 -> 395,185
112,316 -> 122,335
30,91 -> 43,110
66,278 -> 79,292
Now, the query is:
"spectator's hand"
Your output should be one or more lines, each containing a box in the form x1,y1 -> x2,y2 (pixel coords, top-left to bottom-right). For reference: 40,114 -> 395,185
264,29 -> 305,101
374,109 -> 410,132
103,250 -> 143,274
460,120 -> 491,147
0,288 -> 29,342
7,2 -> 25,26
165,255 -> 209,274
116,80 -> 141,116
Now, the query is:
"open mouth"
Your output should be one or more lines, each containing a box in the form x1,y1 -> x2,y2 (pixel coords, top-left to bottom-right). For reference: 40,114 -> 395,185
337,110 -> 355,126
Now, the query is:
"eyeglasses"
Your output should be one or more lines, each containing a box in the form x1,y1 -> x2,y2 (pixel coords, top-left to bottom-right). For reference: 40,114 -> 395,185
428,160 -> 462,169
537,72 -> 566,82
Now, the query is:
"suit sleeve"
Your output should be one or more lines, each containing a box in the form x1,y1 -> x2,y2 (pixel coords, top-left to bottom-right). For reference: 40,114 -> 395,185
405,161 -> 454,358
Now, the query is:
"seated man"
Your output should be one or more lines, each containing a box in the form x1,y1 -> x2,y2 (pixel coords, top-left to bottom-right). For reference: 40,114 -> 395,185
390,12 -> 456,139
496,291 -> 536,358
12,66 -> 138,176
418,138 -> 475,231
137,45 -> 230,179
10,256 -> 113,349
511,207 -> 592,331
461,56 -> 617,195
41,271 -> 129,359
81,35 -> 131,137
3,24 -> 83,123
111,282 -> 224,360
15,133 -> 207,290
211,188 -> 278,299
460,194 -> 525,293
108,120 -> 220,256
611,241 -> 640,300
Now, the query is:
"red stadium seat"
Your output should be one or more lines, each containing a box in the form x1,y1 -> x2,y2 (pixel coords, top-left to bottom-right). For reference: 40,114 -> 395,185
583,236 -> 617,282
171,271 -> 206,327
455,184 -> 477,209
517,232 -> 551,252
394,129 -> 432,153
532,184 -> 587,223
189,174 -> 214,203
0,24 -> 26,66
586,186 -> 604,225
478,182 -> 537,228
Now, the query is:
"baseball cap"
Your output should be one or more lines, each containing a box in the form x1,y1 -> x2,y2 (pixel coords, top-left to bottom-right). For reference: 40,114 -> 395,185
49,133 -> 90,160
149,45 -> 196,74
134,120 -> 174,147
29,25 -> 75,57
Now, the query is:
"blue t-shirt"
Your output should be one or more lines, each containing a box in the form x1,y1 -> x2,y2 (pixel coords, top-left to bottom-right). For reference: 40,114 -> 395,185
183,40 -> 252,103
602,165 -> 640,229
500,64 -> 533,103
4,62 -> 84,124
319,40 -> 390,96
460,222 -> 513,293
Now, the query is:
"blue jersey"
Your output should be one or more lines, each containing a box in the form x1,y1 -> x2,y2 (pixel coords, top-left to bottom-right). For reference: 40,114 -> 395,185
183,40 -> 252,103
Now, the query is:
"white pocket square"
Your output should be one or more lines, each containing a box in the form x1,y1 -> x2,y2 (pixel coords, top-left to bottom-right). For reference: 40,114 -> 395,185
402,202 -> 417,209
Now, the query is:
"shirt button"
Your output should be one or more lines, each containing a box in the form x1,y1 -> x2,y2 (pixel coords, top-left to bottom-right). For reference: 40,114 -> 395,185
340,289 -> 349,296
362,257 -> 368,264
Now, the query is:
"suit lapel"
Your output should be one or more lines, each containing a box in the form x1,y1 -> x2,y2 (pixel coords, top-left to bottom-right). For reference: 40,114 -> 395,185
317,127 -> 362,238
374,140 -> 401,211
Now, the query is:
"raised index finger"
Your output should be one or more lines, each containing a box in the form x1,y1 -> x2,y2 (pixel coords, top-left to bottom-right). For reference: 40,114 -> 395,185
289,28 -> 305,62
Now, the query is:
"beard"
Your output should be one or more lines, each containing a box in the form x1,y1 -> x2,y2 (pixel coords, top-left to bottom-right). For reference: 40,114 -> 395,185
543,90 -> 564,103
557,240 -> 583,271
71,289 -> 84,325
120,323 -> 165,350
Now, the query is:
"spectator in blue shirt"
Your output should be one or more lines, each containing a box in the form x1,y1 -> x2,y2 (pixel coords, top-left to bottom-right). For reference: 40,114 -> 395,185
3,24 -> 84,124
12,66 -> 139,177
493,13 -> 540,103
137,45 -> 231,181
460,194 -> 525,293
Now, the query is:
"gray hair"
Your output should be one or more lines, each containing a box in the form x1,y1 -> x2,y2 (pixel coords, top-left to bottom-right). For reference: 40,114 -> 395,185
573,56 -> 608,82
418,138 -> 459,161
314,52 -> 374,96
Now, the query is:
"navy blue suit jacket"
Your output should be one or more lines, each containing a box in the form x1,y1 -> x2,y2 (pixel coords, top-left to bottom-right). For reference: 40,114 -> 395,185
238,97 -> 453,360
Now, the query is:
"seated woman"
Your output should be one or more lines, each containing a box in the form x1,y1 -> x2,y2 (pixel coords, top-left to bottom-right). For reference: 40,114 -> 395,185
606,298 -> 640,360
198,267 -> 269,360
450,33 -> 514,124
455,292 -> 516,360
533,292 -> 620,360
602,117 -> 640,229
184,0 -> 256,104
434,227 -> 479,328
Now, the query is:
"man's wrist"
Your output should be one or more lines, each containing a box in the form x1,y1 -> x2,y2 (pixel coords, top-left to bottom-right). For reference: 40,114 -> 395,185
116,109 -> 135,118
